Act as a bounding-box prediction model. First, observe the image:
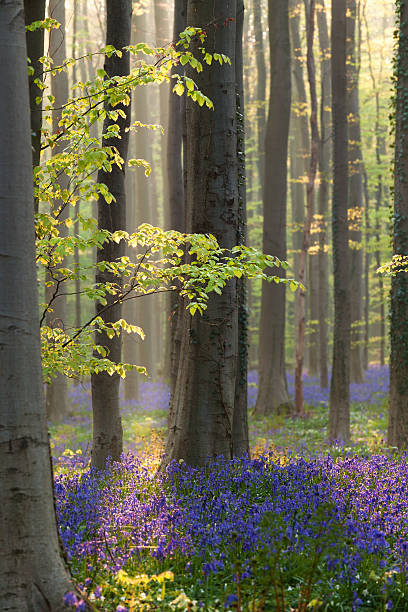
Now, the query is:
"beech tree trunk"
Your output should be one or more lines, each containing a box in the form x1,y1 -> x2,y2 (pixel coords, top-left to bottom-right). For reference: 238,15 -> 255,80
255,0 -> 292,416
289,0 -> 308,366
123,7 -> 155,400
24,0 -> 45,196
329,0 -> 350,443
294,0 -> 318,416
91,0 -> 132,470
233,0 -> 249,456
388,1 -> 408,449
363,169 -> 370,370
164,0 -> 242,466
46,0 -> 69,422
253,0 -> 266,200
316,0 -> 330,389
0,2 -> 73,607
347,0 -> 364,384
168,0 -> 187,397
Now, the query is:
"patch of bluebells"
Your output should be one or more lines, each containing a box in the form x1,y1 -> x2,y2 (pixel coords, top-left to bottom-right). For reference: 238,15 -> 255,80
248,365 -> 389,410
56,449 -> 408,608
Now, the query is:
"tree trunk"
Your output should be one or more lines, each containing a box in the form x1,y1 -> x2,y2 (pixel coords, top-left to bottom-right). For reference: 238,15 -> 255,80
123,7 -> 155,400
289,0 -> 309,368
363,3 -> 386,368
362,169 -> 370,370
0,2 -> 73,607
91,0 -> 132,470
346,0 -> 364,384
123,146 -> 139,401
388,1 -> 408,449
255,0 -> 292,416
329,0 -> 350,443
316,0 -> 330,389
24,0 -> 45,203
46,0 -> 69,422
154,0 -> 171,380
168,0 -> 187,397
233,0 -> 249,457
72,0 -> 81,331
253,0 -> 266,200
164,0 -> 242,466
294,0 -> 319,416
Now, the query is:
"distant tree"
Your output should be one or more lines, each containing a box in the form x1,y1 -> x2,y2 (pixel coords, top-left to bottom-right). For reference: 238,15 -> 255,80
255,0 -> 292,416
165,0 -> 244,465
347,0 -> 365,384
289,0 -> 308,363
91,0 -> 132,470
316,0 -> 330,389
0,1 -> 73,606
167,0 -> 187,397
45,0 -> 69,421
294,0 -> 319,416
388,0 -> 408,449
253,0 -> 266,199
329,0 -> 350,442
123,6 -> 155,401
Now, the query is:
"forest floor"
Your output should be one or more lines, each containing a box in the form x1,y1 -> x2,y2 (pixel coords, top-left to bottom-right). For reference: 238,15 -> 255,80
54,366 -> 407,612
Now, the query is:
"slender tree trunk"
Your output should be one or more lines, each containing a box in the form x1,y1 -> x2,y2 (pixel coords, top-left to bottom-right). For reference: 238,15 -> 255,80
168,0 -> 187,397
316,0 -> 330,389
375,167 -> 386,366
91,0 -> 132,470
308,253 -> 320,376
123,142 -> 139,401
347,0 -> 364,383
362,168 -> 370,369
164,0 -> 242,466
0,2 -> 73,606
295,0 -> 319,416
289,0 -> 309,365
363,4 -> 386,367
24,0 -> 45,203
329,0 -> 350,443
154,0 -> 171,380
389,0 -> 408,448
255,0 -> 292,416
72,0 -> 81,331
233,0 -> 249,456
123,6 -> 155,400
46,0 -> 69,422
253,0 -> 266,200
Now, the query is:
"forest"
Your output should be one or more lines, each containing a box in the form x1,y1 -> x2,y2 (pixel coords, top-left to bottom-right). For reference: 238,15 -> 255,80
2,0 -> 408,609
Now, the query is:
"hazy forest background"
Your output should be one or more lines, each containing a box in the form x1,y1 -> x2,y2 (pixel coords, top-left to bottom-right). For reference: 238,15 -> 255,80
4,0 -> 408,610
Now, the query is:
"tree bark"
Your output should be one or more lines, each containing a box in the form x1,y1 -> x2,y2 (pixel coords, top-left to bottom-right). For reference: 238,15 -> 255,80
388,0 -> 408,448
329,0 -> 350,443
255,0 -> 292,416
164,0 -> 242,466
253,0 -> 266,200
362,168 -> 370,370
168,0 -> 187,398
294,0 -> 319,416
346,0 -> 364,384
154,0 -> 171,380
46,0 -> 69,422
24,0 -> 45,204
123,6 -> 155,401
0,2 -> 73,607
316,0 -> 330,389
91,0 -> 132,470
289,0 -> 309,368
233,0 -> 249,457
